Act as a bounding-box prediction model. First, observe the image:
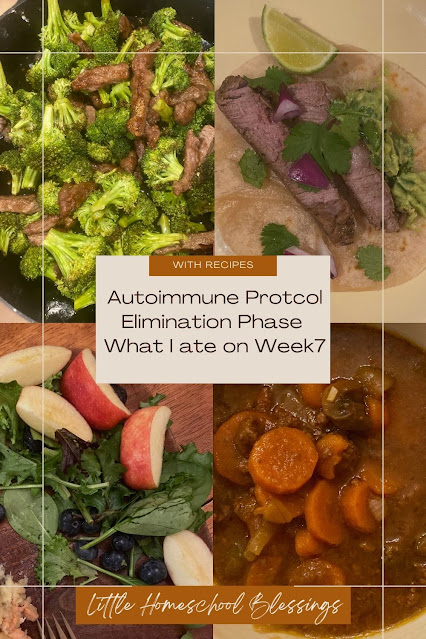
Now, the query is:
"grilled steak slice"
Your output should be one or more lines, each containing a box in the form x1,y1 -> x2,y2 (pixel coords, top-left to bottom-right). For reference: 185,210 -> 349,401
216,76 -> 355,245
72,62 -> 129,92
344,143 -> 400,231
290,81 -> 399,232
0,195 -> 39,214
288,81 -> 331,124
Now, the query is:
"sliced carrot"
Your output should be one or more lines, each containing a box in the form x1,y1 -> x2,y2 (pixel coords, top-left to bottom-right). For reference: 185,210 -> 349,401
288,559 -> 346,585
299,384 -> 328,409
305,480 -> 345,545
340,480 -> 377,533
317,433 -> 349,480
213,411 -> 275,486
295,529 -> 326,558
248,426 -> 318,495
254,485 -> 306,524
366,396 -> 389,430
245,555 -> 284,585
361,461 -> 400,496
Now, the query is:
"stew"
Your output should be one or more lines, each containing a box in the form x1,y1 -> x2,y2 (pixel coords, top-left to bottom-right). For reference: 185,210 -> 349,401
214,325 -> 426,636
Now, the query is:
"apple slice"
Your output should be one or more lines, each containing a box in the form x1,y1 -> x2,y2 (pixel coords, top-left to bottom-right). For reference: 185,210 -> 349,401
163,530 -> 213,586
61,349 -> 130,430
0,345 -> 71,387
120,406 -> 171,490
16,386 -> 93,442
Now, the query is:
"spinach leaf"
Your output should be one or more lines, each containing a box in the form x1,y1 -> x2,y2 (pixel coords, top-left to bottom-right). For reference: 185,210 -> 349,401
0,442 -> 37,486
4,489 -> 58,545
138,536 -> 164,559
161,444 -> 213,509
117,496 -> 196,536
0,381 -> 22,445
96,425 -> 126,486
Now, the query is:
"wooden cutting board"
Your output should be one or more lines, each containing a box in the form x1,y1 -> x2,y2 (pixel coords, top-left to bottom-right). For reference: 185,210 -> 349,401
0,323 -> 213,639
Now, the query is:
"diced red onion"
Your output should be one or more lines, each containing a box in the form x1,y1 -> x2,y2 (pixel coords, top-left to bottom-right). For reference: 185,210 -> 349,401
288,154 -> 330,189
284,246 -> 310,256
273,85 -> 302,121
285,242 -> 338,280
317,237 -> 338,279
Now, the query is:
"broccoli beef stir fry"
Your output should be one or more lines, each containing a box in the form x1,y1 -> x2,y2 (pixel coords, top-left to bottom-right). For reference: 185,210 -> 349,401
0,0 -> 215,311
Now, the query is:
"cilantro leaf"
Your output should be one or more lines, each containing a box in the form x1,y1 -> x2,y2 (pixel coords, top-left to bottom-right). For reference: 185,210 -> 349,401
38,534 -> 97,587
238,149 -> 267,188
0,381 -> 22,445
244,65 -> 294,92
330,113 -> 361,147
356,245 -> 391,281
282,122 -> 352,178
261,223 -> 299,255
140,393 -> 166,408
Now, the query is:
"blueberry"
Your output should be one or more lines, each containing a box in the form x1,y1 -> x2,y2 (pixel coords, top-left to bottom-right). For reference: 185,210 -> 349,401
139,559 -> 168,585
111,532 -> 134,553
74,540 -> 98,561
82,508 -> 101,535
23,427 -> 43,453
112,384 -> 127,404
0,504 -> 6,522
101,550 -> 127,573
59,509 -> 82,536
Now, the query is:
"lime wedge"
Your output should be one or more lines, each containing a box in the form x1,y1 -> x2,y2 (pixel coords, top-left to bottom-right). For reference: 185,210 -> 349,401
262,5 -> 338,74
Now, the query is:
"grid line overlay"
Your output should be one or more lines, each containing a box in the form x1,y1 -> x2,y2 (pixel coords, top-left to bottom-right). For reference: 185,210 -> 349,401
0,1 -> 425,638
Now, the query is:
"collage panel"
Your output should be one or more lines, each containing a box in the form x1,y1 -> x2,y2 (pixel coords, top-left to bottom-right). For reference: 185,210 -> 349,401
383,324 -> 426,587
0,323 -> 44,586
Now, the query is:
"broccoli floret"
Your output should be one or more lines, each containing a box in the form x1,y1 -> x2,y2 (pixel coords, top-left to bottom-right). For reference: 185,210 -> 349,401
27,49 -> 76,90
152,97 -> 173,124
93,170 -> 140,213
0,64 -> 22,124
150,188 -> 187,216
22,167 -> 41,190
73,281 -> 96,310
114,28 -> 156,64
123,224 -> 186,255
163,33 -> 203,64
42,0 -> 78,52
20,246 -> 57,281
76,192 -> 119,237
9,92 -> 43,148
9,232 -> 30,256
23,104 -> 69,175
91,33 -> 118,65
109,81 -> 131,106
0,150 -> 23,195
118,192 -> 159,229
44,228 -> 106,296
56,155 -> 94,184
84,0 -> 121,47
149,8 -> 191,41
63,10 -> 96,41
87,105 -> 131,145
151,53 -> 190,95
51,78 -> 86,130
37,181 -> 60,215
109,137 -> 132,163
186,153 -> 214,216
169,213 -> 206,234
141,136 -> 184,189
0,212 -> 22,255
88,141 -> 113,163
69,57 -> 97,80
203,46 -> 215,78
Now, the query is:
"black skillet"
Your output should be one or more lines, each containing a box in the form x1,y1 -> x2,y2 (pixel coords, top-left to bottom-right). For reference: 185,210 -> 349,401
0,0 -> 214,323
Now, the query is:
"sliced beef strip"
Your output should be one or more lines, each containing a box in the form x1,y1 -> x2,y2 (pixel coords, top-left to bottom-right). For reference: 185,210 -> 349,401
173,125 -> 214,196
290,80 -> 399,232
0,195 -> 39,214
24,215 -> 60,235
134,138 -> 146,160
186,56 -> 214,92
169,85 -> 209,107
216,75 -> 356,246
84,104 -> 97,124
153,231 -> 214,255
72,62 -> 129,93
119,14 -> 133,40
58,182 -> 97,216
68,33 -> 93,56
91,162 -> 117,173
344,143 -> 400,232
27,233 -> 43,246
127,41 -> 162,138
145,123 -> 161,149
174,100 -> 197,125
119,149 -> 138,173
0,116 -> 7,133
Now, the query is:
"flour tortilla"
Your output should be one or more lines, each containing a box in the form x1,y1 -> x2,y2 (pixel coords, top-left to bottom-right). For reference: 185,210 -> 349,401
215,48 -> 426,291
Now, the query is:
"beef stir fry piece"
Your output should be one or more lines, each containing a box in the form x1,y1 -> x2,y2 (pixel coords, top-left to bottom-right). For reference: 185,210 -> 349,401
0,195 -> 39,214
71,62 -> 130,92
127,42 -> 162,138
173,125 -> 215,196
216,75 -> 356,245
68,33 -> 94,56
58,182 -> 97,215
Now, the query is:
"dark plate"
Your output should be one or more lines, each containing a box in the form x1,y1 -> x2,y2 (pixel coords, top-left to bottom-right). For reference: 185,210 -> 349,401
0,0 -> 214,323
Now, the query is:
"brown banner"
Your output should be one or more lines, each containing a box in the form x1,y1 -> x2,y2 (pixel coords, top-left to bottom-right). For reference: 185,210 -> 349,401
76,586 -> 351,625
149,256 -> 277,276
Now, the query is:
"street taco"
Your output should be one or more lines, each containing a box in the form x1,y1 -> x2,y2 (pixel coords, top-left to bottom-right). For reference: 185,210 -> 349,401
215,47 -> 426,291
